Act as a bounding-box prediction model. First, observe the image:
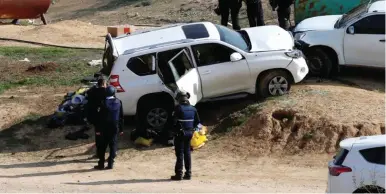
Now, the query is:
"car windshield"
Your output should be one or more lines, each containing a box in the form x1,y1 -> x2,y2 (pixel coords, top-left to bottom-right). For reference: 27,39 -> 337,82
336,1 -> 369,28
214,24 -> 249,52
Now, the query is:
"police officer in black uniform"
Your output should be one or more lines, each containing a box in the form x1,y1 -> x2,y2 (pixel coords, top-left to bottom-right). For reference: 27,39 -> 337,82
85,76 -> 107,130
245,0 -> 265,27
171,90 -> 201,180
218,0 -> 243,30
270,0 -> 293,30
85,76 -> 107,158
94,86 -> 124,170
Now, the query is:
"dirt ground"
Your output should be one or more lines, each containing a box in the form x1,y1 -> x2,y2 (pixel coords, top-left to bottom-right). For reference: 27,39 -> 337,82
0,0 -> 291,49
0,0 -> 384,192
0,151 -> 329,192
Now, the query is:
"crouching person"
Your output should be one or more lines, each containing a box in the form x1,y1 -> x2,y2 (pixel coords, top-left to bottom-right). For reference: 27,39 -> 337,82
94,86 -> 124,170
171,90 -> 201,180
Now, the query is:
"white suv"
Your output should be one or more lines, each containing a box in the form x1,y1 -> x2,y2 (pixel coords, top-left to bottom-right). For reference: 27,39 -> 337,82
293,0 -> 385,77
101,22 -> 308,129
327,135 -> 385,193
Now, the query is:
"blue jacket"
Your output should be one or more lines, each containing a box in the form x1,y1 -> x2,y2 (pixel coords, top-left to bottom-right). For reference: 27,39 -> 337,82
173,102 -> 201,130
98,96 -> 124,134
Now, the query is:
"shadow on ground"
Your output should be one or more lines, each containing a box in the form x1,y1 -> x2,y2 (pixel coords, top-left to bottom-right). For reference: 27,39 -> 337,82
303,67 -> 385,92
65,179 -> 171,185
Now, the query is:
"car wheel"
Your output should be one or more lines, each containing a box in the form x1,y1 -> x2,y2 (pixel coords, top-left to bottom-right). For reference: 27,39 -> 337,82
138,102 -> 172,130
306,48 -> 333,77
257,70 -> 292,98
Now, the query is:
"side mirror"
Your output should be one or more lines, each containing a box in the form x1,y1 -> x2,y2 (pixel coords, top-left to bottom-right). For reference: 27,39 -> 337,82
230,52 -> 243,62
347,26 -> 355,34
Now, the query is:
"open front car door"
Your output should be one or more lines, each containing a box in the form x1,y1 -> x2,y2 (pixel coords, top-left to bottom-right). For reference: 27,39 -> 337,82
167,49 -> 203,106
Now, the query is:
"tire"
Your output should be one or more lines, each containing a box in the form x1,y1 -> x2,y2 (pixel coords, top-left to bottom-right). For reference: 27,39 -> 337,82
305,48 -> 333,77
257,70 -> 292,99
137,101 -> 172,130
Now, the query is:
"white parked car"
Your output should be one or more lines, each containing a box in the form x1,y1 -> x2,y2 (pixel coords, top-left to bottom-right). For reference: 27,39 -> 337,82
101,22 -> 308,129
293,0 -> 385,77
327,135 -> 385,193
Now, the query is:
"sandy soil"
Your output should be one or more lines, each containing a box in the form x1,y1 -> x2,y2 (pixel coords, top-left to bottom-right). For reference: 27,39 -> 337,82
0,148 -> 330,193
0,21 -> 106,48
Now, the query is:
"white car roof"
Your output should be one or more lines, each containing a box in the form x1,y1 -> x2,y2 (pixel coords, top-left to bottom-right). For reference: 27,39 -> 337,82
368,0 -> 385,13
111,22 -> 221,55
340,134 -> 385,150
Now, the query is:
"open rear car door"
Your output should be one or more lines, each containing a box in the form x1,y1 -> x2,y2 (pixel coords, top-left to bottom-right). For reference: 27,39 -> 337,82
101,33 -> 119,75
167,49 -> 203,106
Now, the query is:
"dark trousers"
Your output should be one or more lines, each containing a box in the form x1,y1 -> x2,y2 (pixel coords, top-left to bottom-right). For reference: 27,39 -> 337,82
277,5 -> 291,30
174,130 -> 193,177
219,0 -> 241,30
96,133 -> 118,167
246,1 -> 265,27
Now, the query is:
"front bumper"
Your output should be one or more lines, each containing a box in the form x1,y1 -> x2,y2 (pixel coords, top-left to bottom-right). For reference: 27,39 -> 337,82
287,56 -> 309,83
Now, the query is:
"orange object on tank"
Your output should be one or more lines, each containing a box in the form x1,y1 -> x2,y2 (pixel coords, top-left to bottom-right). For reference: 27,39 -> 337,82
0,0 -> 50,19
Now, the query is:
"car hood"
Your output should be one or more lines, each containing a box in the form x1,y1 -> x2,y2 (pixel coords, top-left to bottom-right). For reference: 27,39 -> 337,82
243,25 -> 294,52
294,15 -> 342,32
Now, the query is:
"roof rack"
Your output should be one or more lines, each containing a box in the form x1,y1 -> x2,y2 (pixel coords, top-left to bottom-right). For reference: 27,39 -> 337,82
123,39 -> 195,55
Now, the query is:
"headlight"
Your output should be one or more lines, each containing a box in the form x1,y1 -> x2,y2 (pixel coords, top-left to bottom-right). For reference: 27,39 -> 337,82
294,32 -> 306,40
285,49 -> 303,58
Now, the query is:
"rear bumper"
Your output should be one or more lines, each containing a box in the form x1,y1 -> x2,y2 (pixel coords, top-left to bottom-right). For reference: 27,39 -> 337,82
286,56 -> 309,83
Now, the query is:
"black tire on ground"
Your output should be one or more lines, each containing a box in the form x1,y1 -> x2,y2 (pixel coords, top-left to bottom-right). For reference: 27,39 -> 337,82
305,48 -> 333,78
256,70 -> 292,99
137,100 -> 172,131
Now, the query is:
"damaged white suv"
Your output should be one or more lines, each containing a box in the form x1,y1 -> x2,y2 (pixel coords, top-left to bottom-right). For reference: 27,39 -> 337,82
101,22 -> 308,129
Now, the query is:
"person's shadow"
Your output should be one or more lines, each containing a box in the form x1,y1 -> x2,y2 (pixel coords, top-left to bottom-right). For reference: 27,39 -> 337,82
64,179 -> 171,185
0,168 -> 95,178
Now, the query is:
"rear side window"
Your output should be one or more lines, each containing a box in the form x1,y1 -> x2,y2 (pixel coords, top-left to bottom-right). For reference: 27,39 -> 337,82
360,146 -> 385,165
126,54 -> 155,76
334,148 -> 349,165
182,24 -> 210,39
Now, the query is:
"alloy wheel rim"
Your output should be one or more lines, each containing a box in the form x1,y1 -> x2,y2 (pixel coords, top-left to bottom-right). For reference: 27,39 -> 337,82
268,76 -> 289,95
147,108 -> 168,128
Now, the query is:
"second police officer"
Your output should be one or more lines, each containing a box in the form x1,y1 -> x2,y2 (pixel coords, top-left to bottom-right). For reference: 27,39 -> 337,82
171,90 -> 201,181
94,85 -> 124,170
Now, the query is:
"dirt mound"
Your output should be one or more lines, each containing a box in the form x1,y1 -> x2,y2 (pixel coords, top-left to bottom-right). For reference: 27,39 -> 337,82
26,62 -> 59,73
209,83 -> 385,155
219,108 -> 384,155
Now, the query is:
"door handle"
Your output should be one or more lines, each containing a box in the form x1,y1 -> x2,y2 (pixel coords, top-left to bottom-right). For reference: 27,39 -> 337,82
380,39 -> 385,42
201,70 -> 211,75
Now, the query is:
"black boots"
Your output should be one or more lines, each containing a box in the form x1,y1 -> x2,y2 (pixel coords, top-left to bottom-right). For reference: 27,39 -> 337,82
171,174 -> 191,180
170,175 -> 182,180
183,174 -> 191,180
94,165 -> 104,170
105,163 -> 113,170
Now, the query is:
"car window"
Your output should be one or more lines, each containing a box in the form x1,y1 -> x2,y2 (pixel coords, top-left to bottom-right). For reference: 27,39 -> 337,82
182,24 -> 210,39
157,48 -> 192,84
191,43 -> 235,67
352,14 -> 385,34
126,54 -> 155,76
214,24 -> 249,52
334,148 -> 349,165
359,146 -> 385,165
338,2 -> 368,27
168,50 -> 193,81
